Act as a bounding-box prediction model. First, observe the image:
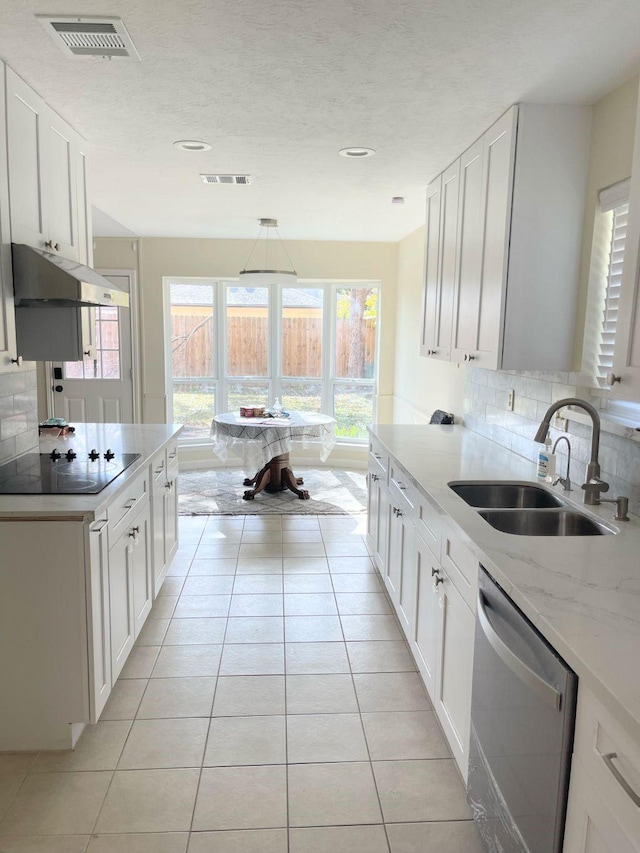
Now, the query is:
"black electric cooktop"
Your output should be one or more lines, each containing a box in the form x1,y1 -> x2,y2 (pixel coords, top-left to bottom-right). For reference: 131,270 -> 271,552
0,451 -> 141,495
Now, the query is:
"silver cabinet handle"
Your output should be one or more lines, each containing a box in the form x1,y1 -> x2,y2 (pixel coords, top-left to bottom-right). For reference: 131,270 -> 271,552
397,481 -> 407,490
599,751 -> 640,806
165,481 -> 173,490
168,450 -> 177,459
129,525 -> 140,539
371,473 -> 379,482
431,567 -> 440,577
124,498 -> 138,509
477,590 -> 562,711
91,519 -> 108,533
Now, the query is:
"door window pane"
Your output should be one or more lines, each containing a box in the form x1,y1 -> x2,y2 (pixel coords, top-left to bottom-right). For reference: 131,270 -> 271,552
227,286 -> 268,376
282,288 -> 323,377
335,286 -> 377,379
281,381 -> 322,413
334,384 -> 373,440
63,306 -> 121,379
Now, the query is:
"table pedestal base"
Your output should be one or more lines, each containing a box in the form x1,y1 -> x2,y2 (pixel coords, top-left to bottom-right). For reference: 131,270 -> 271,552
242,453 -> 310,501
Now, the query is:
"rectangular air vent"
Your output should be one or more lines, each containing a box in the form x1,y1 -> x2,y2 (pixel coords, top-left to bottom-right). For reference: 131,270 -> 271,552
200,175 -> 252,185
36,16 -> 141,60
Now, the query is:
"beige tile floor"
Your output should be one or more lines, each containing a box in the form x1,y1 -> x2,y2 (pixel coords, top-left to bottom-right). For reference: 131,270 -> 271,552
0,514 -> 484,853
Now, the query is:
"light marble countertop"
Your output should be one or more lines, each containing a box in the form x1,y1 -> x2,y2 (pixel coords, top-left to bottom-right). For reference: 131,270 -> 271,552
0,423 -> 183,520
369,423 -> 640,740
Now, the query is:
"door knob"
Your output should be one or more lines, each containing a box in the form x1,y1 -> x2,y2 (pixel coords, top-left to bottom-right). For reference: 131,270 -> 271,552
54,384 -> 63,393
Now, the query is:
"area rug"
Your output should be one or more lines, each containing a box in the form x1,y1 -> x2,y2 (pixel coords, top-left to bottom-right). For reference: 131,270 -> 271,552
178,467 -> 367,515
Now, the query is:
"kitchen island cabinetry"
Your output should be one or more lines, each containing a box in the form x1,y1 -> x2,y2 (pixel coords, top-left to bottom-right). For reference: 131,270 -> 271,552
0,424 -> 181,750
421,103 -> 591,371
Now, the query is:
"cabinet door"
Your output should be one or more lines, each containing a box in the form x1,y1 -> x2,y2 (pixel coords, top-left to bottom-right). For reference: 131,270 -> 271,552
86,517 -> 111,722
451,137 -> 486,364
163,475 -> 179,573
42,110 -> 79,261
152,475 -> 167,599
476,108 -> 517,370
435,571 -> 476,776
432,159 -> 460,362
413,535 -> 442,700
109,528 -> 135,682
76,145 -> 93,266
564,758 -> 640,853
421,176 -> 442,356
397,513 -> 416,638
367,464 -> 387,573
386,503 -> 414,610
0,63 -> 18,372
131,502 -> 152,637
5,68 -> 47,250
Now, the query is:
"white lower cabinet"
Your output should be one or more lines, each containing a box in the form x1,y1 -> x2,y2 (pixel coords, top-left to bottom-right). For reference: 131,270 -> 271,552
434,569 -> 475,776
368,455 -> 476,779
108,514 -> 136,683
151,452 -> 179,598
564,687 -> 640,851
413,533 -> 442,699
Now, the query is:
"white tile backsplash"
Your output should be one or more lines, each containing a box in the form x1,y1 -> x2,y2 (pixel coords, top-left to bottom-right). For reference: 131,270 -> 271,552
464,366 -> 640,516
0,368 -> 38,464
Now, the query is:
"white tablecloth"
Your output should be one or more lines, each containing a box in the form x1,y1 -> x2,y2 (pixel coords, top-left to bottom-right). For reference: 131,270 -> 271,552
211,411 -> 337,470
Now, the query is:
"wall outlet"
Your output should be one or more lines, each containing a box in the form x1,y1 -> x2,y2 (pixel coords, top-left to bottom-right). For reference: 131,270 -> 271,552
507,389 -> 515,411
554,411 -> 569,432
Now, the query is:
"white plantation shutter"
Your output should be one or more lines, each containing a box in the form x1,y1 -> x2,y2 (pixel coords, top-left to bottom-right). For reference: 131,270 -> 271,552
596,180 -> 630,386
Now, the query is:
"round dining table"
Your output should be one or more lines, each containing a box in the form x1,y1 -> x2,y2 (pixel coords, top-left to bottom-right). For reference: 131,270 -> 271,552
211,411 -> 336,500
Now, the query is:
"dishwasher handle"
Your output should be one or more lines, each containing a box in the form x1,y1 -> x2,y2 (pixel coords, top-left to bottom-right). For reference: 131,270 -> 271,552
477,590 -> 562,712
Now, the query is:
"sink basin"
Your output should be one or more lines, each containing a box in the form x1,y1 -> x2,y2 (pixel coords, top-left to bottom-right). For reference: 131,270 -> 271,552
477,508 -> 613,536
449,481 -> 565,509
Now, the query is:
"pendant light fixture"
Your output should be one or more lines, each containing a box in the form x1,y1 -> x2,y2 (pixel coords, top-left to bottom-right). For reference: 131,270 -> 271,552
239,218 -> 297,285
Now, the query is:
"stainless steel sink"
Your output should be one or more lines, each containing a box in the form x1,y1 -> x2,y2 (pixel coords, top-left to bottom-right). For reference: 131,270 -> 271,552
477,508 -> 613,536
449,481 -> 565,509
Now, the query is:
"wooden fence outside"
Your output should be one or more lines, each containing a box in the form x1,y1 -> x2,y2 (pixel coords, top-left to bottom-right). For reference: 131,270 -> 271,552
171,313 -> 376,378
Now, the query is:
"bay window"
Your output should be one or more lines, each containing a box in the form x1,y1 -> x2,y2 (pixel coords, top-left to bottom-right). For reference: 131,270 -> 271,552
166,279 -> 379,444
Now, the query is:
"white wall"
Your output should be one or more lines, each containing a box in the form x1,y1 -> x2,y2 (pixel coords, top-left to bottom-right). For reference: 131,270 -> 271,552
392,226 -> 466,423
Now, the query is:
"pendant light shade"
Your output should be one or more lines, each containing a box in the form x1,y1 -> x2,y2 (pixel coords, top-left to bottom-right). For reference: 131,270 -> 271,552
239,218 -> 297,286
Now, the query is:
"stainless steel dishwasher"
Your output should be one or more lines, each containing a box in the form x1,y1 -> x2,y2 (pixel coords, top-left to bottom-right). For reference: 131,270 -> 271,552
467,566 -> 578,853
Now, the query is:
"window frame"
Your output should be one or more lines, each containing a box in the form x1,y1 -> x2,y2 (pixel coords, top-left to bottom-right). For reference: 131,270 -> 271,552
165,277 -> 380,446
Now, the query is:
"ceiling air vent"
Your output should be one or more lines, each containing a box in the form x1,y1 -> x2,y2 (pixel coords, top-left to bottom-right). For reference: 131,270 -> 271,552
36,16 -> 141,60
200,175 -> 252,185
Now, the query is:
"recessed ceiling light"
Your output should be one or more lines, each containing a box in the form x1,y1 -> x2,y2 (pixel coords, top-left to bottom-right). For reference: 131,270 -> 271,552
338,147 -> 376,158
173,140 -> 211,152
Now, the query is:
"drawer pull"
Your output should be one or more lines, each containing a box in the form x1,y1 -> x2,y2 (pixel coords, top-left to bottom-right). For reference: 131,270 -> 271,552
373,453 -> 382,459
168,450 -> 178,459
91,520 -> 108,533
124,498 -> 138,510
600,751 -> 640,806
155,463 -> 165,473
397,481 -> 407,490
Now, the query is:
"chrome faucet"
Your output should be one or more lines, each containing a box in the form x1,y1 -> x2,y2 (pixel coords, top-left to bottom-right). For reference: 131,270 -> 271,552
552,435 -> 572,491
534,398 -> 609,505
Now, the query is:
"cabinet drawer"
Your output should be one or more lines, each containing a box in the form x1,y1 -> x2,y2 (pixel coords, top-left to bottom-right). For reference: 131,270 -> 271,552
415,491 -> 442,559
108,469 -> 149,548
151,452 -> 166,483
166,441 -> 179,469
369,438 -> 388,479
389,461 -> 416,517
440,522 -> 478,611
573,687 -> 640,843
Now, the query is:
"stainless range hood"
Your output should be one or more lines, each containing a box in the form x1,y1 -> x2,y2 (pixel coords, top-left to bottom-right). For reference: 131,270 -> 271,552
12,243 -> 130,307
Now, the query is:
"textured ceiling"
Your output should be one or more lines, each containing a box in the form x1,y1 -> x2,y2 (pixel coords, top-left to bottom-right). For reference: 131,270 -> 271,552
1,0 -> 640,241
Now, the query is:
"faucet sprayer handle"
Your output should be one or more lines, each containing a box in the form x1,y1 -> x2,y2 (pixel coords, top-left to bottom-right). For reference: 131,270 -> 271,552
581,477 -> 610,505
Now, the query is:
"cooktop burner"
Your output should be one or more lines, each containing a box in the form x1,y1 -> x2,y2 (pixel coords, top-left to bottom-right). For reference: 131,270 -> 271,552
0,452 -> 141,495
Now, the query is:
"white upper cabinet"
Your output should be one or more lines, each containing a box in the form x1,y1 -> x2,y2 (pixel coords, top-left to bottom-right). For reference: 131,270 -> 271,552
421,103 -> 591,371
420,176 -> 442,357
0,62 -> 18,372
6,66 -> 84,262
